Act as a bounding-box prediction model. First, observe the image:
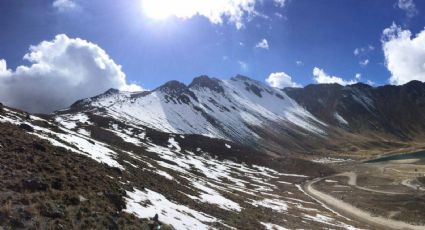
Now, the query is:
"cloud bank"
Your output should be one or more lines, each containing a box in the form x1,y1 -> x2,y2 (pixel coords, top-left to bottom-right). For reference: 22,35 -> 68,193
266,72 -> 301,88
0,34 -> 142,113
382,24 -> 425,85
313,67 -> 357,85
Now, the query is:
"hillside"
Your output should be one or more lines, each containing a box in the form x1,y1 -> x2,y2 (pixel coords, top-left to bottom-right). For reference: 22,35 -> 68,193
3,76 -> 425,229
0,103 -> 365,229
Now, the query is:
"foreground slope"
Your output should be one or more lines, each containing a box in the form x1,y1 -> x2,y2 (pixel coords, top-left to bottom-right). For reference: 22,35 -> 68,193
0,104 -> 367,229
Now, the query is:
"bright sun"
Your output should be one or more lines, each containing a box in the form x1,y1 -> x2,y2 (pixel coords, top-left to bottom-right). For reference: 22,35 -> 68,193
141,0 -> 203,21
141,0 -> 172,20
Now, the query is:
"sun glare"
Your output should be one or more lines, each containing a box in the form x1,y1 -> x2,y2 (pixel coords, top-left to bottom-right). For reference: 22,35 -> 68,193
141,0 -> 211,21
141,0 -> 178,20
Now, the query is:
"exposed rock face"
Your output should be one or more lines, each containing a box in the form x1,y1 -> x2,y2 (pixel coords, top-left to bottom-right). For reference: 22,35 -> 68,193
189,75 -> 224,94
284,81 -> 425,142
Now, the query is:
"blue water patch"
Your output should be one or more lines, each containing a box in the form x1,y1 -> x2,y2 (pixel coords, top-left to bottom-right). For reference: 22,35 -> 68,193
366,150 -> 425,163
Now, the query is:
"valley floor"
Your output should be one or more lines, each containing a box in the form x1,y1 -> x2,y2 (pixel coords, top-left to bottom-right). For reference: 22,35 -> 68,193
304,159 -> 425,230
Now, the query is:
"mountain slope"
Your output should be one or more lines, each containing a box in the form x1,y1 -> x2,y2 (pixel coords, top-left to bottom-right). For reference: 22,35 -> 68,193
284,81 -> 425,155
61,76 -> 425,156
0,103 -> 366,229
61,75 -> 329,155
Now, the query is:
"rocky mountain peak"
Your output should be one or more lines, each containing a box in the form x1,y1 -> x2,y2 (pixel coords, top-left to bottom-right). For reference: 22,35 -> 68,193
189,75 -> 224,93
232,74 -> 253,82
157,80 -> 187,94
103,88 -> 120,95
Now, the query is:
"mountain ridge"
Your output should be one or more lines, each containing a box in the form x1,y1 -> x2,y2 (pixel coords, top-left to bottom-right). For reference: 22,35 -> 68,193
59,75 -> 425,156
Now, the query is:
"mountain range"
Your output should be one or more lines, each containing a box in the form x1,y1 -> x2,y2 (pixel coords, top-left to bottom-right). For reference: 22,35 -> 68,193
63,75 -> 425,156
1,75 -> 424,229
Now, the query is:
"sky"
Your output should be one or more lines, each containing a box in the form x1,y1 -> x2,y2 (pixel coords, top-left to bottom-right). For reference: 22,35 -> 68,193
1,0 -> 425,112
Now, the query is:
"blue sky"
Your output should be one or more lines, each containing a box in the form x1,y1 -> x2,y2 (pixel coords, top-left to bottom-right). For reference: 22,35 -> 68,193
1,0 -> 425,90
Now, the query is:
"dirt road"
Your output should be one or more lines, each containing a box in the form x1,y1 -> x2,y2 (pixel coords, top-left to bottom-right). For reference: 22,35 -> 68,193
305,177 -> 425,230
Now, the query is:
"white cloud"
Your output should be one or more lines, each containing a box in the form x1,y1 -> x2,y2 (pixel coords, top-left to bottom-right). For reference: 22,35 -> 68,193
266,72 -> 301,88
359,59 -> 369,67
355,73 -> 362,80
275,12 -> 284,19
397,0 -> 418,18
52,0 -> 78,12
296,60 -> 304,66
353,45 -> 375,56
0,59 -> 11,77
255,38 -> 269,49
141,0 -> 258,29
274,0 -> 287,7
382,23 -> 425,85
238,60 -> 248,71
313,67 -> 357,85
0,34 -> 142,113
367,80 -> 376,86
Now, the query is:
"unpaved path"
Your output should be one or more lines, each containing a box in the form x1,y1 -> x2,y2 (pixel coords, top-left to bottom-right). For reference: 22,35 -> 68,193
305,177 -> 425,230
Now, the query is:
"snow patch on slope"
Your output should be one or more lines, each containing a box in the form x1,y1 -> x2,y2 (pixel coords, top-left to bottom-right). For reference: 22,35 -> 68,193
125,188 -> 217,230
334,112 -> 349,125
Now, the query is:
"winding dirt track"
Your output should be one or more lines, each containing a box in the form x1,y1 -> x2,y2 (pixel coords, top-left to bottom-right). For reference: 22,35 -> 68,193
305,177 -> 425,230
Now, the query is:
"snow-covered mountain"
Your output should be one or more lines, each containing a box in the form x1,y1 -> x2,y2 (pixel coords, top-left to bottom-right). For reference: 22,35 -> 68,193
60,75 -> 327,154
3,76 -> 425,229
58,76 -> 425,155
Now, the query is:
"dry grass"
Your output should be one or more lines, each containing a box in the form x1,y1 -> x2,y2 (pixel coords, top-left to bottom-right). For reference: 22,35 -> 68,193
1,200 -> 13,217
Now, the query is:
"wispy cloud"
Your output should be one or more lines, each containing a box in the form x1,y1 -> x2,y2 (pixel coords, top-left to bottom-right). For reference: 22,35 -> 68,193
397,0 -> 418,18
359,59 -> 369,67
238,60 -> 248,71
274,0 -> 287,7
353,45 -> 374,56
255,39 -> 269,49
274,12 -> 284,19
52,0 -> 78,12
